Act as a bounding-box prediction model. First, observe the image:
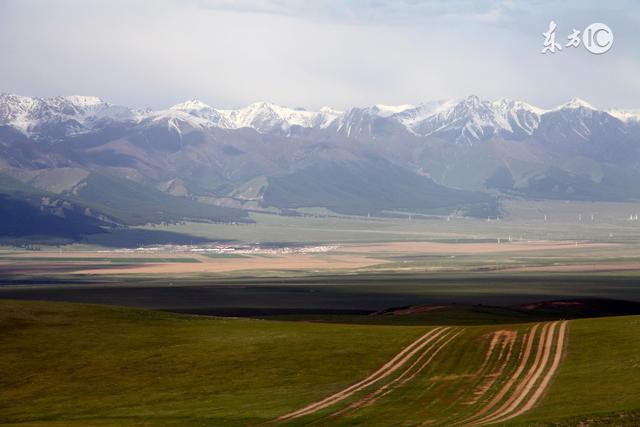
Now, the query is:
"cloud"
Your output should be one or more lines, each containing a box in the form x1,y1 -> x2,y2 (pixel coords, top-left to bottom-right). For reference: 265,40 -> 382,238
0,0 -> 638,110
191,0 -> 522,26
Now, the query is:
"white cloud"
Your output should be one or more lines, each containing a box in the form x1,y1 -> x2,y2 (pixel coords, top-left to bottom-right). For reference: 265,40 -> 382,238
0,0 -> 638,110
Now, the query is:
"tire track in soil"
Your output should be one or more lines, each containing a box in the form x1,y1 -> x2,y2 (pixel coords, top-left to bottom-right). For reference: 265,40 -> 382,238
457,323 -> 540,426
487,320 -> 568,425
468,321 -> 568,426
276,327 -> 446,422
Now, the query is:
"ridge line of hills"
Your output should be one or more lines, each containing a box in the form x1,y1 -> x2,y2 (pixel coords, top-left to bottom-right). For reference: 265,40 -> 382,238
1,92 -> 639,241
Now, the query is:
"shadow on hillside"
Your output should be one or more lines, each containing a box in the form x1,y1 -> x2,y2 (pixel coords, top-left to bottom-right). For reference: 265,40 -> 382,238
84,227 -> 236,248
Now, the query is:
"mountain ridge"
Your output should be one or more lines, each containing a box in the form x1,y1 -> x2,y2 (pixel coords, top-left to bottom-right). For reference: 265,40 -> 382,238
4,92 -> 639,144
1,92 -> 640,240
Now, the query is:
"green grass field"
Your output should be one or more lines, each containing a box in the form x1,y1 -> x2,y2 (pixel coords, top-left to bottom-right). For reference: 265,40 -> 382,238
121,199 -> 640,246
513,315 -> 640,426
0,300 -> 422,426
2,200 -> 640,426
1,300 -> 639,426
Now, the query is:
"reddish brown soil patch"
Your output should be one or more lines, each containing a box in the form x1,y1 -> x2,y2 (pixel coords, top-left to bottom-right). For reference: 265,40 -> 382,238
370,305 -> 447,316
518,300 -> 586,310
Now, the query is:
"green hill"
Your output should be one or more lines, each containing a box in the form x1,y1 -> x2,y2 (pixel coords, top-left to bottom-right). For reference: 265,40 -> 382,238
74,173 -> 250,225
1,300 -> 639,426
263,159 -> 498,217
0,172 -> 250,241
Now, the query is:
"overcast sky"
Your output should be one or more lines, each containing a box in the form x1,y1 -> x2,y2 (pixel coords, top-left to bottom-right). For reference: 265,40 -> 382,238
1,0 -> 639,110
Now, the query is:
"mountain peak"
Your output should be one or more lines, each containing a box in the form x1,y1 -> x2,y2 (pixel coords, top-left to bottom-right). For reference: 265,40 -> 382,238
63,95 -> 105,108
462,95 -> 482,106
493,98 -> 547,115
246,101 -> 278,110
320,106 -> 343,114
608,108 -> 640,122
170,99 -> 213,111
558,98 -> 595,110
371,104 -> 415,117
0,93 -> 635,143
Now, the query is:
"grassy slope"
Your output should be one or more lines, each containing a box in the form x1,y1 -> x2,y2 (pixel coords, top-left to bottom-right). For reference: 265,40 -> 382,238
294,324 -> 521,426
507,315 -> 640,426
278,316 -> 640,427
1,300 -> 639,426
0,300 -> 422,427
262,161 -> 497,217
74,173 -> 249,225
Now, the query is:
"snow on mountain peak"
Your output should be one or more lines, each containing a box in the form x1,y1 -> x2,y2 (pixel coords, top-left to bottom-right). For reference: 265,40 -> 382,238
0,93 -> 141,139
370,104 -> 415,117
63,95 -> 105,108
170,99 -> 214,112
393,100 -> 455,128
320,106 -> 343,115
557,98 -> 595,110
1,93 -> 636,143
608,109 -> 640,122
216,101 -> 341,133
164,99 -> 226,127
461,94 -> 481,107
396,96 -> 546,143
493,98 -> 547,115
155,100 -> 344,134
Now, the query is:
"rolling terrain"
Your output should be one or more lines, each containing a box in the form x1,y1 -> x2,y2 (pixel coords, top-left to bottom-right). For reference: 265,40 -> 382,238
1,199 -> 639,426
1,300 -> 639,426
3,3 -> 639,427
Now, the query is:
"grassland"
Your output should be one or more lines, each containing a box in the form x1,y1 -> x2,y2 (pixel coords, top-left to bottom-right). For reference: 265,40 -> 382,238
1,300 -> 639,426
512,315 -> 640,426
2,200 -> 640,425
112,199 -> 640,246
0,299 -> 422,426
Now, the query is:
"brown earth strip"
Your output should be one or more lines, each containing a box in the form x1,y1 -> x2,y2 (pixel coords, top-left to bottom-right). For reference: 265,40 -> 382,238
483,322 -> 557,424
472,321 -> 566,426
467,330 -> 517,405
276,327 -> 445,422
276,321 -> 568,426
398,330 -> 462,387
75,254 -> 382,275
459,324 -> 540,426
327,329 -> 457,418
366,330 -> 461,406
491,321 -> 568,424
470,323 -> 553,426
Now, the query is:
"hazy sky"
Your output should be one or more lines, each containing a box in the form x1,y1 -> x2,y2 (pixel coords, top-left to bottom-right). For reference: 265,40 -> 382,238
1,0 -> 639,110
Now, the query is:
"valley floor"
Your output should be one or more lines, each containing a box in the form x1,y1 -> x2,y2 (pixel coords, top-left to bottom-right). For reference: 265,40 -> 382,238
0,239 -> 631,277
2,201 -> 640,425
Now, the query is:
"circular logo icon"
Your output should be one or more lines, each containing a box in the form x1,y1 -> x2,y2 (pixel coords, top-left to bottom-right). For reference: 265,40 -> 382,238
582,23 -> 614,54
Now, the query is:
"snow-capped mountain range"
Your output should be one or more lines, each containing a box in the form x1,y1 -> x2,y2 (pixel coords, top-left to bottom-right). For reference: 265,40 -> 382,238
3,92 -> 640,238
2,92 -> 639,144
0,93 -> 141,136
